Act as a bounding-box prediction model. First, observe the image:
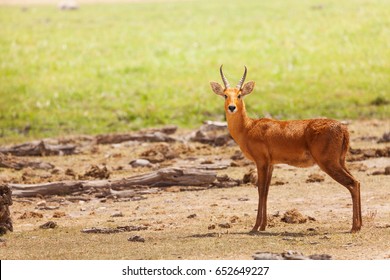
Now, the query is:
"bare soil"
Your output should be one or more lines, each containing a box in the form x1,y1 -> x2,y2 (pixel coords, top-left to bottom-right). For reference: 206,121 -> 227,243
0,119 -> 389,260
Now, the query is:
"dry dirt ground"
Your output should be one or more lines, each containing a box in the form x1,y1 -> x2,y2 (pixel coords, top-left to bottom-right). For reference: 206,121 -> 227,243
0,119 -> 389,260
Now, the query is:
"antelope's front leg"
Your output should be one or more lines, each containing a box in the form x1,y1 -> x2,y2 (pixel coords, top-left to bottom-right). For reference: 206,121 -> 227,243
251,163 -> 273,232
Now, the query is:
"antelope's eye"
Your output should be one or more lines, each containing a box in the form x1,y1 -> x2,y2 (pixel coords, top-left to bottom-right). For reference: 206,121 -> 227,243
237,94 -> 242,99
224,95 -> 228,99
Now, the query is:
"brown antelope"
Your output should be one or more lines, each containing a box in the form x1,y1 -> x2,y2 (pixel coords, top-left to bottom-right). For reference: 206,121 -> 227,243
210,65 -> 362,233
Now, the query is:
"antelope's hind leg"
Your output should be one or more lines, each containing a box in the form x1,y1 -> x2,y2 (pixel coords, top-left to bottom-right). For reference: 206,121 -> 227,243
318,162 -> 362,232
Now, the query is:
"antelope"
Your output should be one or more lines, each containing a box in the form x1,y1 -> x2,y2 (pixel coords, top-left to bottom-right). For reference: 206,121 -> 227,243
210,65 -> 362,233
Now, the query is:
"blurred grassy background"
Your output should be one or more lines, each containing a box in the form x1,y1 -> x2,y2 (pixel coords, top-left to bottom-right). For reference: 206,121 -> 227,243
0,0 -> 389,143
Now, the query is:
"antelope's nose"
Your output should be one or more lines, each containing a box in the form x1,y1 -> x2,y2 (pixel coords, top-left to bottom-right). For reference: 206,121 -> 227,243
228,105 -> 236,112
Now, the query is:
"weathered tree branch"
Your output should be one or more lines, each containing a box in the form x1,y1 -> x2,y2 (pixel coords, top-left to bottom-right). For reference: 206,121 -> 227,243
8,167 -> 239,198
0,141 -> 76,157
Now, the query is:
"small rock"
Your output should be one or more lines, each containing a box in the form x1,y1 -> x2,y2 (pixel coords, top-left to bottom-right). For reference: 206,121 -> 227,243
36,200 -> 46,207
378,132 -> 390,143
39,221 -> 57,229
128,235 -> 145,242
129,159 -> 153,168
187,214 -> 197,219
309,254 -> 332,260
218,223 -> 231,228
111,211 -> 123,217
253,252 -> 284,260
65,168 -> 76,177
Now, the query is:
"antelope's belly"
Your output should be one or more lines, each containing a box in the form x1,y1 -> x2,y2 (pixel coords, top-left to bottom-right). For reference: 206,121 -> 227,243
273,150 -> 316,167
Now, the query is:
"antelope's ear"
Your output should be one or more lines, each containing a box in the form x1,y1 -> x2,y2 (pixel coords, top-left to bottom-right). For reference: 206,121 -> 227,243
210,82 -> 225,96
241,81 -> 255,96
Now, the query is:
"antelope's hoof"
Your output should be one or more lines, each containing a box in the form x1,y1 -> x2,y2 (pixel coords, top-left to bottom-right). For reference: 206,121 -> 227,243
350,227 -> 361,233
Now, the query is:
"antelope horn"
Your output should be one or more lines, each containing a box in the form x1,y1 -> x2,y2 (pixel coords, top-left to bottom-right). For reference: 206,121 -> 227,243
236,66 -> 247,89
219,65 -> 230,89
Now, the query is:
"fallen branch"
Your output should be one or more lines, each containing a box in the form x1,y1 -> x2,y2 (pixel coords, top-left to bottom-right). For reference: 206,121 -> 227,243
9,167 -> 241,197
0,140 -> 76,157
96,126 -> 177,145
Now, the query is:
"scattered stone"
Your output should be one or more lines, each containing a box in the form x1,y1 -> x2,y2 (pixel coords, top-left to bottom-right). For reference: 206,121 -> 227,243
372,166 -> 390,176
306,173 -> 325,183
253,252 -> 284,260
40,221 -> 57,229
129,159 -> 153,168
36,200 -> 46,207
378,132 -> 390,143
127,235 -> 145,242
110,211 -> 124,217
348,147 -> 390,161
218,222 -> 231,228
65,168 -> 76,177
187,214 -> 197,219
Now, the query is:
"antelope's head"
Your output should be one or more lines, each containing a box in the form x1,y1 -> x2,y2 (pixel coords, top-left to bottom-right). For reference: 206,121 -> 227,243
210,65 -> 255,114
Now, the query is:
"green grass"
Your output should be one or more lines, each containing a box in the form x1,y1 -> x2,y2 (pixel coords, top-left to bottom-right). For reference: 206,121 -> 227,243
0,0 -> 389,143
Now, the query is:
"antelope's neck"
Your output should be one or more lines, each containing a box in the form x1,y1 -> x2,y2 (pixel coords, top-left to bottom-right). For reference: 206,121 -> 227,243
226,103 -> 253,146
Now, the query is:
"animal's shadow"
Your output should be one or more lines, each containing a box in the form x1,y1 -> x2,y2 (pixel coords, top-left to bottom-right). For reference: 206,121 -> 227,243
186,229 -> 351,239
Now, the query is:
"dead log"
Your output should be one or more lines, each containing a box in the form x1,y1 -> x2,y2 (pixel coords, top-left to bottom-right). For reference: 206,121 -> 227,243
119,167 -> 217,187
0,184 -> 13,235
9,167 -> 217,197
0,152 -> 54,170
9,167 -> 240,197
96,126 -> 177,145
10,181 -> 84,197
0,140 -> 76,157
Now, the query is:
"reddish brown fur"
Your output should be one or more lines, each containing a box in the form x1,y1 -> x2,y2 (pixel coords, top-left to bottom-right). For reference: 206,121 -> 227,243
210,73 -> 362,233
